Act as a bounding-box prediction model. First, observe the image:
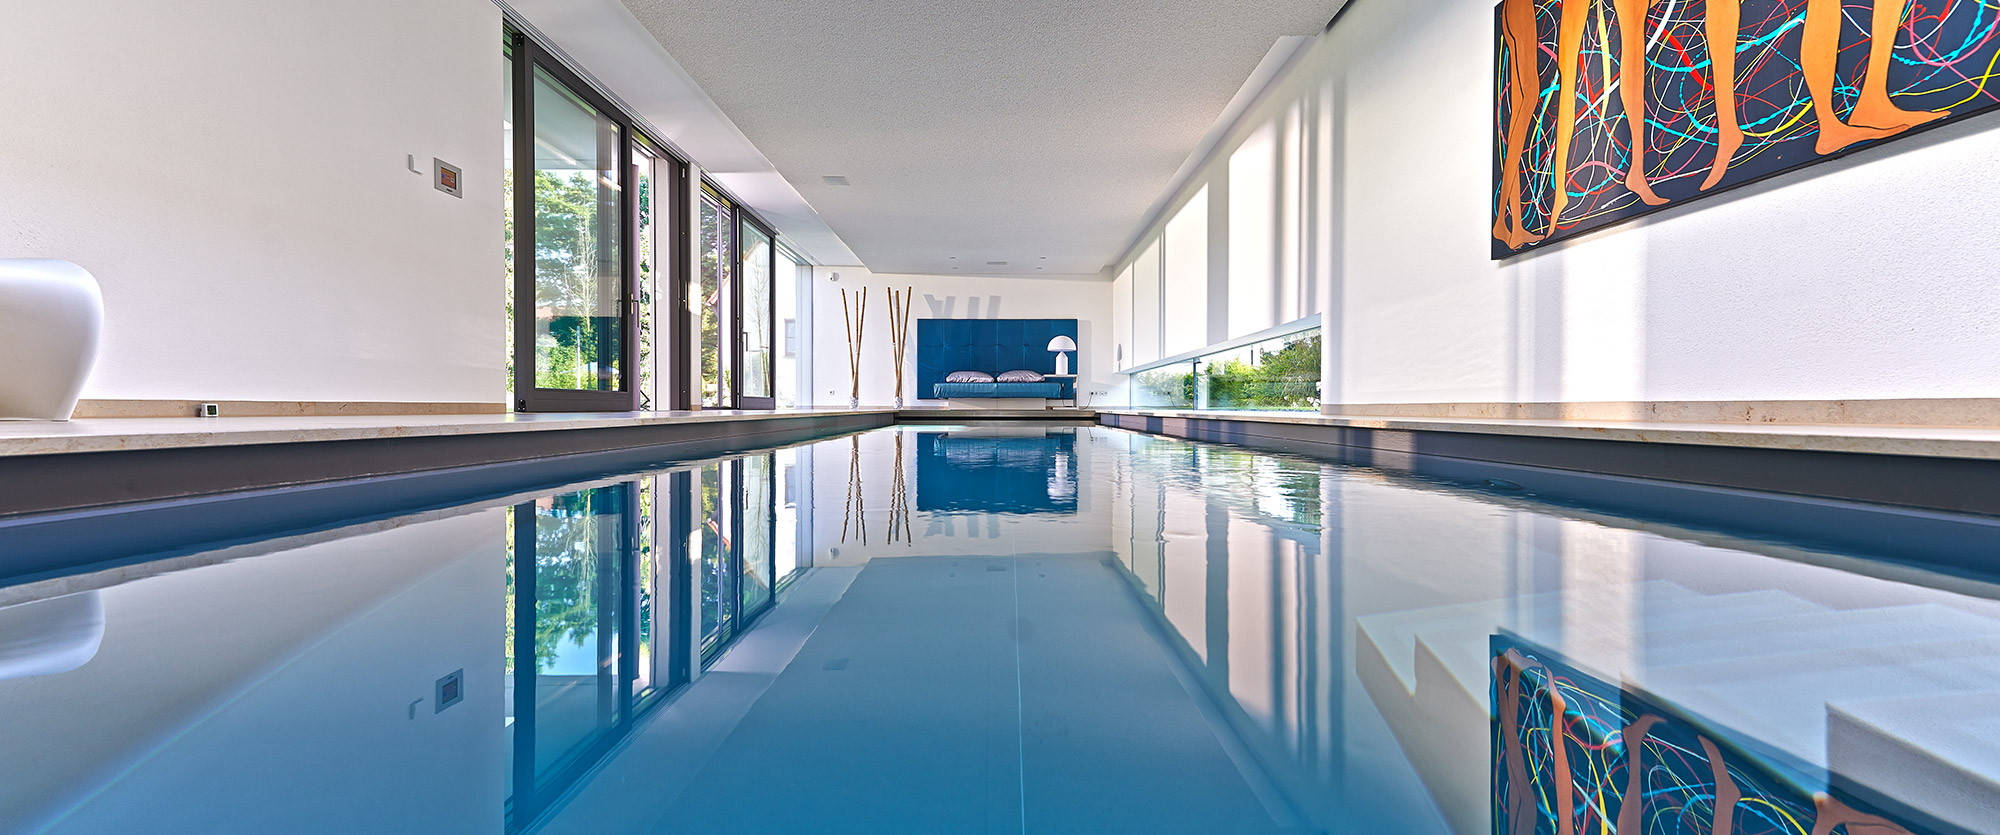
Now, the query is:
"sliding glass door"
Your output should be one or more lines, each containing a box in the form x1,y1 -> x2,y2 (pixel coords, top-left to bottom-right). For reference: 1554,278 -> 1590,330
510,34 -> 631,412
507,28 -> 689,412
697,189 -> 734,408
693,185 -> 781,410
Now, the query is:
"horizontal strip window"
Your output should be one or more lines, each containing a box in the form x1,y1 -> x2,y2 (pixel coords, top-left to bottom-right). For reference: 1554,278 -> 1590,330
1131,325 -> 1322,412
1120,314 -> 1321,376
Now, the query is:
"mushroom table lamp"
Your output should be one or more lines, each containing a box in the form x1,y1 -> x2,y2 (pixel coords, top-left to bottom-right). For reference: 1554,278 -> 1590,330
1047,335 -> 1077,376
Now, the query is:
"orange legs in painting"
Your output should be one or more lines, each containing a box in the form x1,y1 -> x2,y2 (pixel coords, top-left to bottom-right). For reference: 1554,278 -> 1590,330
1555,0 -> 1661,223
1702,0 -> 1743,190
1804,0 -> 1946,154
1613,0 -> 1668,205
1494,0 -> 1546,249
1547,0 -> 1590,228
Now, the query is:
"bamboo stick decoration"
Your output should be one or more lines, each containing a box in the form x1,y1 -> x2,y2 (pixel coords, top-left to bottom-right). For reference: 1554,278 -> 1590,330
885,286 -> 915,406
840,287 -> 868,406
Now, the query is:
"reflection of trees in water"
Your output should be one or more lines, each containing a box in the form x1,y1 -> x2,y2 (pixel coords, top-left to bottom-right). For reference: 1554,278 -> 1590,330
1129,435 -> 1323,530
699,464 -> 731,641
531,489 -> 616,673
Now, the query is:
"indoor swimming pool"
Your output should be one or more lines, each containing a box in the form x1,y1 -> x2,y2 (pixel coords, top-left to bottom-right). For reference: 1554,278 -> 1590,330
1,424 -> 1996,834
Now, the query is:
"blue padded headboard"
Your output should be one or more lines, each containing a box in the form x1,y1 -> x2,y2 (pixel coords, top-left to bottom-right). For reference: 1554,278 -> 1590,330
915,318 -> 1079,401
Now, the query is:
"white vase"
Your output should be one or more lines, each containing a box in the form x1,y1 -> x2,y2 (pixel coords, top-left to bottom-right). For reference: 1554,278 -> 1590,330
0,260 -> 102,421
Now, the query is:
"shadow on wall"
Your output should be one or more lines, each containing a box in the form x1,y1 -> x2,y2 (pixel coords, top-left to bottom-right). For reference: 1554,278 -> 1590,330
922,294 -> 1004,319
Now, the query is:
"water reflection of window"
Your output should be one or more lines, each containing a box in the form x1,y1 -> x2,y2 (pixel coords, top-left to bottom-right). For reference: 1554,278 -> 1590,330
508,484 -> 632,828
699,461 -> 732,651
506,461 -> 791,832
739,454 -> 775,618
635,475 -> 657,702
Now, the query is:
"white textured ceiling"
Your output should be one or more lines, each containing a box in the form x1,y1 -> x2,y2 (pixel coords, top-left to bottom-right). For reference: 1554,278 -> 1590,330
620,0 -> 1334,278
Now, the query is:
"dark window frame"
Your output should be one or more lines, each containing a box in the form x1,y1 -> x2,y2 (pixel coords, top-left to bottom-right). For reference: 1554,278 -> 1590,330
508,26 -> 692,413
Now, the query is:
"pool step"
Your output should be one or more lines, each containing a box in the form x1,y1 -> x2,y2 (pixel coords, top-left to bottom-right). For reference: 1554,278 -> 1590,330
1354,579 -> 1705,693
1669,653 -> 2000,764
1391,587 -> 1830,702
1826,690 -> 2000,834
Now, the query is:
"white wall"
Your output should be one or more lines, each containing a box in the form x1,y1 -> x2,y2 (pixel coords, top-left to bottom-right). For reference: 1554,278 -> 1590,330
0,0 -> 504,404
809,268 -> 1119,407
1113,0 -> 2000,406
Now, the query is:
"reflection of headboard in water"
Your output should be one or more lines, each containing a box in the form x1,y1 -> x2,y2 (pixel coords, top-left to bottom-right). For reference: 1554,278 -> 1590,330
915,431 -> 1077,513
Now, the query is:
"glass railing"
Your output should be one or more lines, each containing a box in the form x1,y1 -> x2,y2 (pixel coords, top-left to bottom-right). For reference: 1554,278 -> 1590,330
1131,328 -> 1321,411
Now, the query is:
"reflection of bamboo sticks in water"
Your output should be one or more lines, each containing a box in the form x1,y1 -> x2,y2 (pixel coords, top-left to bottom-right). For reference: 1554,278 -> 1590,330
885,286 -> 914,403
840,433 -> 867,545
887,431 -> 913,545
841,287 -> 867,404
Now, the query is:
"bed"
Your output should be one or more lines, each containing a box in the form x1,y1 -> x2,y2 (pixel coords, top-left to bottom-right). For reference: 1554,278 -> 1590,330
930,381 -> 1066,400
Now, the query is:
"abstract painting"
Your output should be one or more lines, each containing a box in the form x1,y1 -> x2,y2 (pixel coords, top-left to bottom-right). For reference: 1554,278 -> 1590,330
1490,634 -> 1968,834
1492,0 -> 2000,257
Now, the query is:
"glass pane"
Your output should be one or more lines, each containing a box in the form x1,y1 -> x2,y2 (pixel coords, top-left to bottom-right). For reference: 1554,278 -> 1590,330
633,143 -> 658,410
698,460 -> 733,649
739,454 -> 774,616
740,224 -> 773,399
504,52 -> 517,405
531,68 -> 623,392
777,250 -> 805,408
698,195 -> 733,407
1199,329 -> 1321,411
1134,361 -> 1196,409
528,487 -> 624,787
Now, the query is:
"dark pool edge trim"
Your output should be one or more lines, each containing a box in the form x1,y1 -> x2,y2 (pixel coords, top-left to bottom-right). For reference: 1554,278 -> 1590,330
0,412 -> 889,519
1100,413 -> 2000,516
0,413 -> 888,584
1101,412 -> 2000,579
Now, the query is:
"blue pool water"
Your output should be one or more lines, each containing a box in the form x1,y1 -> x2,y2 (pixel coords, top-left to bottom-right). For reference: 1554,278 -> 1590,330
1,424 -> 1997,834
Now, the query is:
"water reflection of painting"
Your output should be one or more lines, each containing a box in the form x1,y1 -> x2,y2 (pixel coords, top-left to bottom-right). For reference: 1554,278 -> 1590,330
1490,634 -> 1961,835
1492,0 -> 2000,258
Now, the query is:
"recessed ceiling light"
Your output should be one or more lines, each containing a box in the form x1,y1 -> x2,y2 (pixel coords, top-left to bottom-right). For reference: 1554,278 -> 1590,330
821,175 -> 851,186
1036,267 -> 1045,271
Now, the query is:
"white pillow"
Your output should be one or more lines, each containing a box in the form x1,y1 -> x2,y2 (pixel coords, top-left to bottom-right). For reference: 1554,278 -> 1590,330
996,370 -> 1046,383
945,371 -> 994,383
